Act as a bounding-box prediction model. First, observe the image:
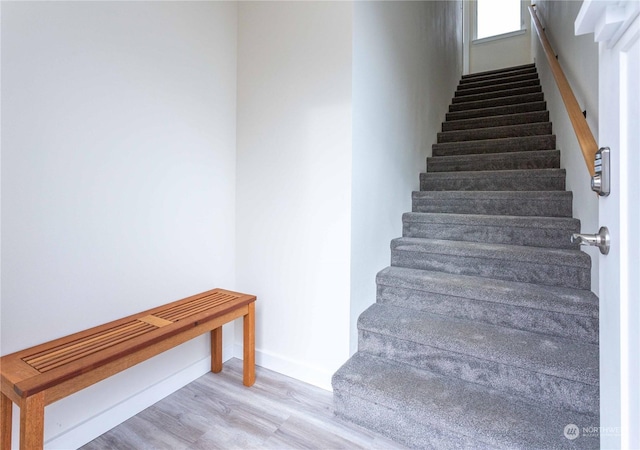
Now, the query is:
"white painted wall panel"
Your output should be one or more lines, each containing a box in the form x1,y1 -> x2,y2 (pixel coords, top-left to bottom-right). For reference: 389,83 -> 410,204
532,0 -> 600,293
236,2 -> 353,390
350,1 -> 463,354
1,2 -> 238,447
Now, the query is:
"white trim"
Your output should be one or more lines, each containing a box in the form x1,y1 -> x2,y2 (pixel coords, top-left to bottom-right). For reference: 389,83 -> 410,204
576,0 -> 640,48
234,343 -> 333,392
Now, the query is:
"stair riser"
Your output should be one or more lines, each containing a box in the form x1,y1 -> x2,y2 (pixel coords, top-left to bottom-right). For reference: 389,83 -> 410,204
358,331 -> 598,414
433,135 -> 555,157
412,196 -> 572,217
390,250 -> 590,289
437,123 -> 552,143
452,86 -> 542,103
420,172 -> 565,191
402,221 -> 577,249
449,93 -> 545,112
458,72 -> 539,90
442,111 -> 549,132
446,101 -> 547,121
377,284 -> 598,344
455,79 -> 540,97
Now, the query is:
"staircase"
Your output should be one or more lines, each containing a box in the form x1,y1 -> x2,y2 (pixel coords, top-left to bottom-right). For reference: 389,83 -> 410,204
332,64 -> 600,449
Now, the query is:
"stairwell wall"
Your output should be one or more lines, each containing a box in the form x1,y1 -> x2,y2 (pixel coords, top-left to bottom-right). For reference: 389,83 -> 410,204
350,1 -> 463,354
236,2 -> 353,390
1,2 -> 238,447
531,0 -> 600,293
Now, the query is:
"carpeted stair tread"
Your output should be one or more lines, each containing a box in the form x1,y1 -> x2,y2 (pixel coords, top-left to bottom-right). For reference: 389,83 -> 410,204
461,63 -> 536,80
449,93 -> 545,112
457,72 -> 539,91
454,79 -> 540,97
446,101 -> 547,121
452,85 -> 542,104
402,211 -> 578,248
427,149 -> 560,172
412,190 -> 572,217
437,122 -> 552,143
390,237 -> 590,289
358,303 -> 598,386
376,267 -> 598,344
332,353 -> 599,450
420,168 -> 566,191
433,135 -> 556,157
442,110 -> 549,131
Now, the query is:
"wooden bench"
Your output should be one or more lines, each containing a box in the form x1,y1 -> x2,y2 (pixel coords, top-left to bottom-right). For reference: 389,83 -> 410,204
0,288 -> 256,450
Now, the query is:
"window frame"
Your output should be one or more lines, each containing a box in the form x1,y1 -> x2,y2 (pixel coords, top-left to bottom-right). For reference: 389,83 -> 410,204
472,0 -> 527,44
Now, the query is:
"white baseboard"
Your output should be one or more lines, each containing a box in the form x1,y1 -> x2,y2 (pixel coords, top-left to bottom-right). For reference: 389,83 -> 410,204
44,343 -> 234,450
234,343 -> 333,392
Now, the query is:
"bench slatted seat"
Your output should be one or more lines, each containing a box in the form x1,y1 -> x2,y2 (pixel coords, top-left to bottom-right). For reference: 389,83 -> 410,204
0,288 -> 256,450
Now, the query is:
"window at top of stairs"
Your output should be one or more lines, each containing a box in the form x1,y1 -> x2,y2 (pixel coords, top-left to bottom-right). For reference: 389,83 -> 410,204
475,0 -> 525,42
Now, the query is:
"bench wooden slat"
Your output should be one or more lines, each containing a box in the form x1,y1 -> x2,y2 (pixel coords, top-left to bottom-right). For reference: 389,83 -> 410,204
26,324 -> 156,373
24,321 -> 147,364
2,289 -> 254,398
1,288 -> 256,450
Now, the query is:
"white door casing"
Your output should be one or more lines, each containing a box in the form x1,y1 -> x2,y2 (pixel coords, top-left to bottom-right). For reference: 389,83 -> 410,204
576,1 -> 640,449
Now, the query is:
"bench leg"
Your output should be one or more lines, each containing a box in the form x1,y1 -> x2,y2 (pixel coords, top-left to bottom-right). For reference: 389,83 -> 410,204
243,302 -> 256,387
0,392 -> 12,450
211,326 -> 223,373
19,392 -> 44,450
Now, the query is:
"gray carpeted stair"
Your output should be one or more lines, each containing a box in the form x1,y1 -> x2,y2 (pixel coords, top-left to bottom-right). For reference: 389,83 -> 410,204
376,266 -> 598,344
419,168 -> 566,191
437,122 -> 552,143
457,72 -> 540,90
412,191 -> 572,217
426,149 -> 561,172
460,63 -> 536,80
390,237 -> 590,289
445,101 -> 547,121
452,85 -> 542,103
333,64 -> 599,449
442,110 -> 549,131
402,212 -> 578,248
454,79 -> 540,97
433,134 -> 556,156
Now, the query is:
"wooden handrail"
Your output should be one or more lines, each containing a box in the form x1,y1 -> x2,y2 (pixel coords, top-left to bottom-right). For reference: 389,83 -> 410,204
528,5 -> 597,177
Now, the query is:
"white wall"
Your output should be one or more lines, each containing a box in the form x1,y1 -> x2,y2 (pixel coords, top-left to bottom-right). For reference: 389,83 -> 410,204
531,0 -> 600,293
350,1 -> 463,354
1,2 -> 238,447
466,0 -> 532,73
236,2 -> 353,390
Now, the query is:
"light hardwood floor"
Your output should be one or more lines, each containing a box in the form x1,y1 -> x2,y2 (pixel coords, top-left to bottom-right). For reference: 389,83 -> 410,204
81,358 -> 407,450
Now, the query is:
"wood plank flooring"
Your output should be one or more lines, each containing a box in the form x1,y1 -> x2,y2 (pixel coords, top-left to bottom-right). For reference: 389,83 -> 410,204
81,358 -> 407,449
